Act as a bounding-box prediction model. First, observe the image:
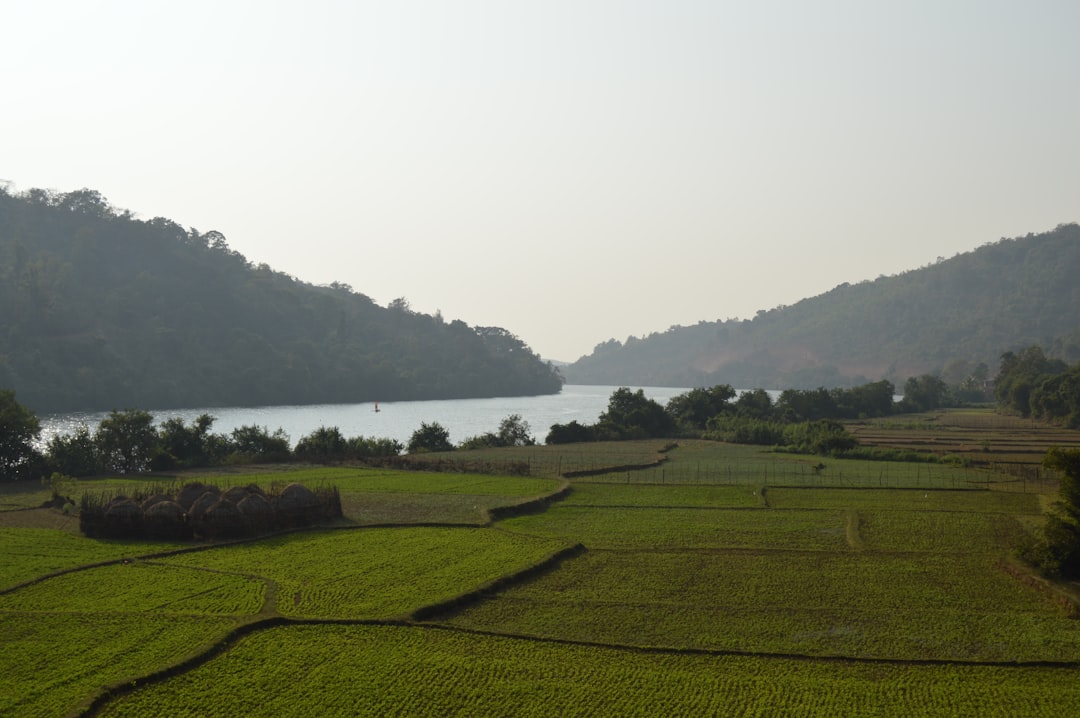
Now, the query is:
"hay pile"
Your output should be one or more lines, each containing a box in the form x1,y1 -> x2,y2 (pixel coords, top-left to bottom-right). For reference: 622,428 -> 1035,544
80,481 -> 342,540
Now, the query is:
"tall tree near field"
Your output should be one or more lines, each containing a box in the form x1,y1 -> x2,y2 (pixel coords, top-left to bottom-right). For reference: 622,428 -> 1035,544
1028,448 -> 1080,578
96,409 -> 159,474
0,389 -> 42,480
407,422 -> 454,454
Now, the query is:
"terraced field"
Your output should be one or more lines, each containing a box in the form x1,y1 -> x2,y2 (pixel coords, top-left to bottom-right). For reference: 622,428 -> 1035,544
0,467 -> 571,717
97,623 -> 1080,718
159,527 -> 571,619
2,437 -> 1080,716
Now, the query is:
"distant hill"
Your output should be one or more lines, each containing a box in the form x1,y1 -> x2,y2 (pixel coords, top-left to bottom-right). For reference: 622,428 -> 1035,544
563,224 -> 1080,389
0,187 -> 562,413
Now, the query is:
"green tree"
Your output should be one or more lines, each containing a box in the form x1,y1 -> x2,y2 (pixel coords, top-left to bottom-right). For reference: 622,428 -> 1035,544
497,414 -> 535,447
1026,448 -> 1080,578
0,389 -> 42,481
899,375 -> 950,412
836,380 -> 896,418
96,409 -> 158,474
666,385 -> 736,430
156,414 -> 224,469
995,347 -> 1069,416
229,425 -> 291,462
597,388 -> 675,439
46,425 -> 103,477
295,426 -> 348,462
460,414 -> 538,450
345,435 -> 403,459
545,420 -> 595,445
777,388 -> 835,421
735,388 -> 776,420
1029,364 -> 1080,427
408,422 -> 453,453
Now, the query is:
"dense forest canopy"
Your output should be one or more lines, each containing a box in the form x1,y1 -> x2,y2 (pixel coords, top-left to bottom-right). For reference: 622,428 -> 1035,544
563,224 -> 1080,389
0,187 -> 562,413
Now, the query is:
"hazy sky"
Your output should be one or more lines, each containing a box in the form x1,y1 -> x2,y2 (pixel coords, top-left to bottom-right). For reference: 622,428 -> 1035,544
5,1 -> 1079,361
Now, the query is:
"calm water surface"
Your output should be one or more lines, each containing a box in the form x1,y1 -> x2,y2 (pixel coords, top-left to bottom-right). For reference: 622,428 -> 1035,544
38,385 -> 692,448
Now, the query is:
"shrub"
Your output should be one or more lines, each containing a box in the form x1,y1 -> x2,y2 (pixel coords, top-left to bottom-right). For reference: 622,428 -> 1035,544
346,436 -> 403,460
407,422 -> 453,453
227,425 -> 291,463
295,426 -> 347,462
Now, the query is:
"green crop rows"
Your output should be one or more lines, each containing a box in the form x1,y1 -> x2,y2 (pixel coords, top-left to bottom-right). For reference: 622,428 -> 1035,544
3,454 -> 1079,716
0,562 -> 265,616
159,527 -> 571,619
0,612 -> 242,718
444,548 -> 1080,661
98,623 -> 1080,718
0,528 -> 189,590
501,505 -> 850,550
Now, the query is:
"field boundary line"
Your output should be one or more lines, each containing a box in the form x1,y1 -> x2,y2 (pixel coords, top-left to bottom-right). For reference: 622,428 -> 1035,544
407,622 -> 1080,670
996,557 -> 1080,616
76,604 -> 1080,718
557,504 -> 772,511
77,615 -> 291,717
845,510 -> 865,550
409,542 -> 587,621
486,479 -> 572,522
562,458 -> 668,478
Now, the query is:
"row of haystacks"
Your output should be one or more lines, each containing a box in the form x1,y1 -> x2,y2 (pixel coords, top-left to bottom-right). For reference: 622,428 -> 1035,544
79,481 -> 342,541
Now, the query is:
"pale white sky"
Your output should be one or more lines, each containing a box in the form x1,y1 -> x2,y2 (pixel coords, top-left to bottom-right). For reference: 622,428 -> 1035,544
4,1 -> 1079,361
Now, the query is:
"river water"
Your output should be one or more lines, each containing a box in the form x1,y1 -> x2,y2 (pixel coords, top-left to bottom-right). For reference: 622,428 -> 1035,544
37,385 -> 693,448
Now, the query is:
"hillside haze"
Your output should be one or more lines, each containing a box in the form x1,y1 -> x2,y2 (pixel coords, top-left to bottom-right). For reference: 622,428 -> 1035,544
564,224 -> 1080,389
0,188 -> 562,413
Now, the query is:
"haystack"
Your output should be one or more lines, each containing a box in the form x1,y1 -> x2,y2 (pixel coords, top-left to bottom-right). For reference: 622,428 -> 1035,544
274,483 -> 320,526
140,494 -> 171,511
237,493 -> 274,533
104,498 -> 144,537
144,499 -> 191,541
200,499 -> 244,539
222,485 -> 250,504
188,491 -> 221,522
176,482 -> 217,510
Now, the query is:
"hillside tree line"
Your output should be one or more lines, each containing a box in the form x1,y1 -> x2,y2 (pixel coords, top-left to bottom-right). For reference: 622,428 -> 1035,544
0,187 -> 562,413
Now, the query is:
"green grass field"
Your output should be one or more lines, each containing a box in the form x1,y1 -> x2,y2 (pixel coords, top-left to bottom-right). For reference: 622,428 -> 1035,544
97,623 -> 1080,718
159,527 -> 571,619
3,432 -> 1080,716
0,528 -> 190,590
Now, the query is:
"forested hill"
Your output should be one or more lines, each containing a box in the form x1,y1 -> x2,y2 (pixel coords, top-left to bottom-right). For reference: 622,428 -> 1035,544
0,187 -> 562,413
564,224 -> 1080,389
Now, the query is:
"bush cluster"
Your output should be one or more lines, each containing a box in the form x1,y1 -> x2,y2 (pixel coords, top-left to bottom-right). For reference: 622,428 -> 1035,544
995,346 -> 1080,428
41,411 -> 404,478
1020,448 -> 1080,578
